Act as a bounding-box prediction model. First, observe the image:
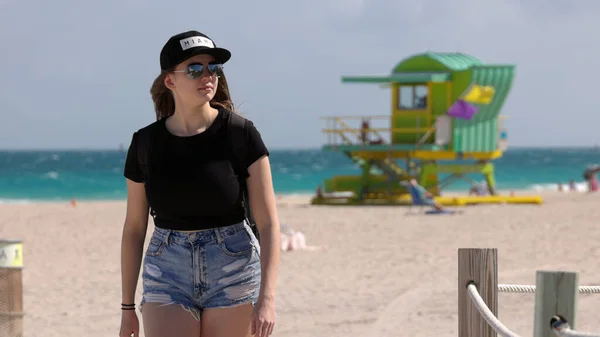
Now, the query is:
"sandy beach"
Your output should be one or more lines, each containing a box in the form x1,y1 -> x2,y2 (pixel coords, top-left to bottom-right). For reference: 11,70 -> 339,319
2,191 -> 600,337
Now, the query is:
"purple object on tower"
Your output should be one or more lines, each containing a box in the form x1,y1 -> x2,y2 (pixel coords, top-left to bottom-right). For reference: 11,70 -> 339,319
447,99 -> 478,120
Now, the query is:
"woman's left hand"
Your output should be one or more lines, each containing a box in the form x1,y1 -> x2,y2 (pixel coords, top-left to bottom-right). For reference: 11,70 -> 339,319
251,298 -> 276,337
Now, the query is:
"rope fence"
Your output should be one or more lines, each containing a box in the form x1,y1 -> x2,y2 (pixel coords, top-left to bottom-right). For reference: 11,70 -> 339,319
467,282 -> 520,337
459,248 -> 600,337
498,284 -> 600,295
468,282 -> 600,337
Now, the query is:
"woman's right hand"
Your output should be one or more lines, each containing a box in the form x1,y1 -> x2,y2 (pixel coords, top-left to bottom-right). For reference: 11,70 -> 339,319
119,310 -> 140,337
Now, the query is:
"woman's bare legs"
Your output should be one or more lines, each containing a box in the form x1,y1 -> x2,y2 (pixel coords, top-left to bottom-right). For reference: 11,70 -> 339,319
201,303 -> 254,337
142,303 -> 201,337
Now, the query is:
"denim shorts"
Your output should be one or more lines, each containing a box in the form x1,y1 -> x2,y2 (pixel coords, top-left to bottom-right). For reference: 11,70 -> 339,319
140,220 -> 261,320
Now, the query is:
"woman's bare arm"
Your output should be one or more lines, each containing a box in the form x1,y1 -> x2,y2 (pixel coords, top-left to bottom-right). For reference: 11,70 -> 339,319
121,179 -> 150,305
246,155 -> 281,303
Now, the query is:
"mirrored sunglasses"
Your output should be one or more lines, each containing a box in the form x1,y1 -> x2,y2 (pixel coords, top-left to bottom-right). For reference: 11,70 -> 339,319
173,63 -> 224,80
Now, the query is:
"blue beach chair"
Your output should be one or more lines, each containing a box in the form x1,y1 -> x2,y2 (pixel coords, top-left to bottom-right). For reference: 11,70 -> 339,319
404,183 -> 454,215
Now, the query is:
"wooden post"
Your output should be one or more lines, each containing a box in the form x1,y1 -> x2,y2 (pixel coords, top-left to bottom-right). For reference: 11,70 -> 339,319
533,271 -> 578,337
0,239 -> 24,337
458,248 -> 498,337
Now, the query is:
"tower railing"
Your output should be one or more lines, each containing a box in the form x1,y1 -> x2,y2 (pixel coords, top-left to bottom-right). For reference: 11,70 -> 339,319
320,114 -> 509,150
320,115 -> 434,148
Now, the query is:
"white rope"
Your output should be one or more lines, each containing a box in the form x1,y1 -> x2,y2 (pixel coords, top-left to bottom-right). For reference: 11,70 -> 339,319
465,283 -> 600,337
498,284 -> 600,294
498,284 -> 535,293
551,315 -> 600,337
466,283 -> 521,337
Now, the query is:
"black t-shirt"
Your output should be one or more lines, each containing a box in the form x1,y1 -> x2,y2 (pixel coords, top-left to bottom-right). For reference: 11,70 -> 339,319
123,109 -> 269,231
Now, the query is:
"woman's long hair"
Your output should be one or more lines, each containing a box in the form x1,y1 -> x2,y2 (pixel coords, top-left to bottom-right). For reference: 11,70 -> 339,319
150,69 -> 235,121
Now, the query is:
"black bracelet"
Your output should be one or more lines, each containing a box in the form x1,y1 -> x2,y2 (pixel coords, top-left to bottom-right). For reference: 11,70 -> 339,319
121,303 -> 135,310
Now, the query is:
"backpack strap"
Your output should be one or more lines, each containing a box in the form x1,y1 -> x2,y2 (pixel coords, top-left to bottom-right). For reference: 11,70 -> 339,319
227,112 -> 259,240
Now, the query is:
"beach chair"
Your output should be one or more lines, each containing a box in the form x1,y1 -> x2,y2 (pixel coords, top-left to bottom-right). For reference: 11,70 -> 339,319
405,184 -> 454,215
406,185 -> 428,215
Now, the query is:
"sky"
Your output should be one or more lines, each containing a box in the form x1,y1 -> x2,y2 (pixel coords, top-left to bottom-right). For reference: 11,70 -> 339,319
0,0 -> 598,150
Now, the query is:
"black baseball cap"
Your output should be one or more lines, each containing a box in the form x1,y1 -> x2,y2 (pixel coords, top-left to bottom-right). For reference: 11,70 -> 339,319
159,30 -> 231,71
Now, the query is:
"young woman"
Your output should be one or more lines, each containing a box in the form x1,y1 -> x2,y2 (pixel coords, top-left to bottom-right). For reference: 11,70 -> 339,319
119,30 -> 280,337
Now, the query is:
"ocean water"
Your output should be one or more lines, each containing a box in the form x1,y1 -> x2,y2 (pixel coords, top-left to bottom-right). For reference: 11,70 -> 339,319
0,148 -> 598,203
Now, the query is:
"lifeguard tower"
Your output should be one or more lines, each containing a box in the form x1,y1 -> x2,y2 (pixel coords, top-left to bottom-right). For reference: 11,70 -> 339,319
312,52 -> 542,206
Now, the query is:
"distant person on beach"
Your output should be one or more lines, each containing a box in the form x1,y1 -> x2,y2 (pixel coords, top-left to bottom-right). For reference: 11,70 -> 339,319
280,223 -> 306,251
469,181 -> 489,196
119,31 -> 280,337
359,119 -> 384,145
360,119 -> 369,144
583,165 -> 600,192
569,180 -> 576,191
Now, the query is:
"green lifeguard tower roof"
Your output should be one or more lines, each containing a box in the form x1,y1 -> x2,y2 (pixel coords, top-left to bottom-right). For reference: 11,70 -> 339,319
392,52 -> 483,71
341,52 -> 509,85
